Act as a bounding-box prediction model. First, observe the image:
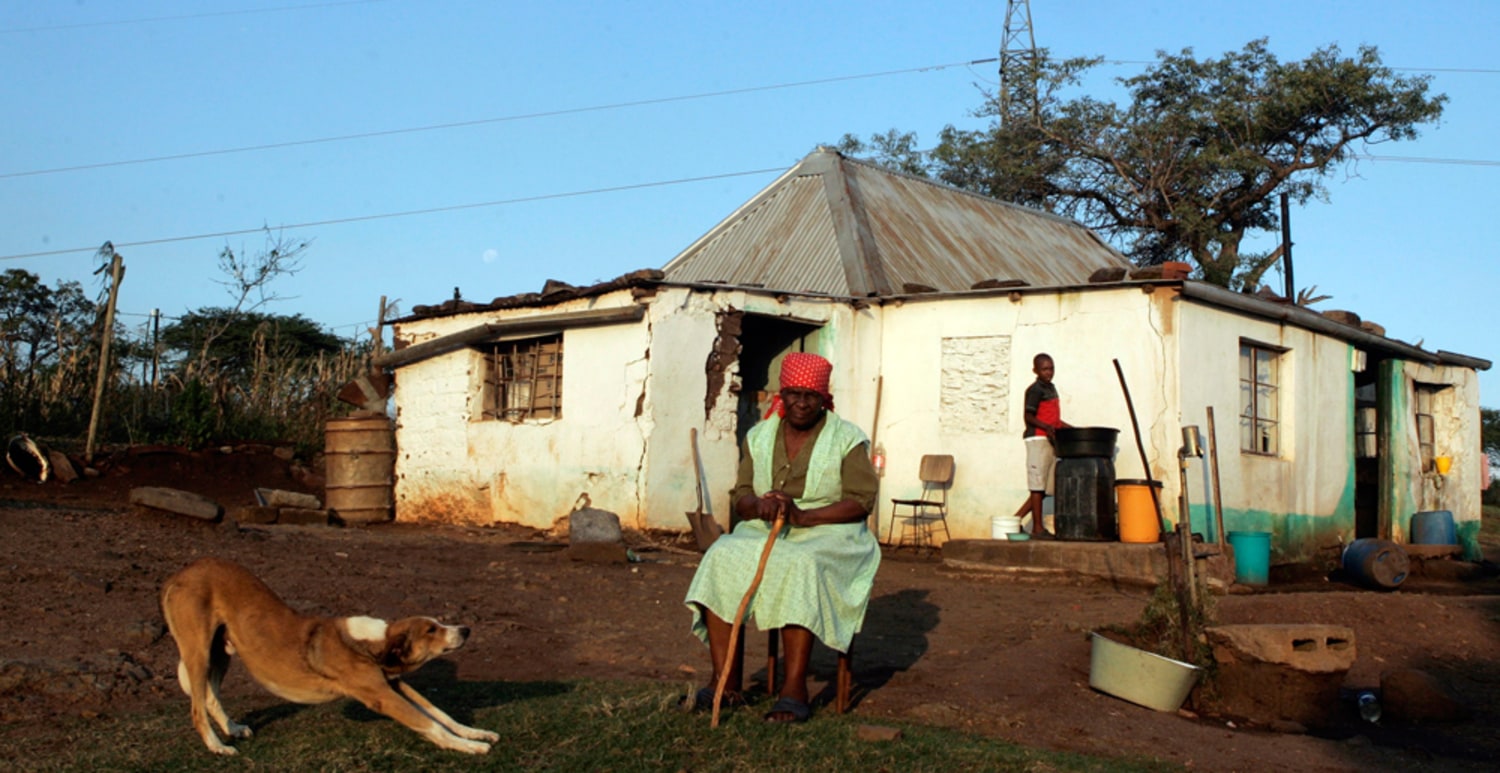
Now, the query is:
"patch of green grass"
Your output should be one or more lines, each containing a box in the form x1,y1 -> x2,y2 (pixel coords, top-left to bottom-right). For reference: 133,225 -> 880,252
0,680 -> 1177,772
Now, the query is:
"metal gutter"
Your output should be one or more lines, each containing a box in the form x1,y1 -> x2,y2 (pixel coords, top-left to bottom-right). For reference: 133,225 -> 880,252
1179,282 -> 1491,370
376,306 -> 646,369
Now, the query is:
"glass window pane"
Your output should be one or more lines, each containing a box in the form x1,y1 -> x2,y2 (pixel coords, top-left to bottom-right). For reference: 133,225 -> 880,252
1257,420 -> 1277,455
1258,385 -> 1278,421
1240,382 -> 1254,418
1256,349 -> 1275,384
1239,346 -> 1251,381
1240,416 -> 1254,452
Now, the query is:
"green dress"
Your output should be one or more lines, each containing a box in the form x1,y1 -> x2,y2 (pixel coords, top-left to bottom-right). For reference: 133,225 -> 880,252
684,411 -> 880,653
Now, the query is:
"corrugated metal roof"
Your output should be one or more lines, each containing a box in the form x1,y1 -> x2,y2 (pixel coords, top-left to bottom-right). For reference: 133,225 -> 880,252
661,148 -> 1128,297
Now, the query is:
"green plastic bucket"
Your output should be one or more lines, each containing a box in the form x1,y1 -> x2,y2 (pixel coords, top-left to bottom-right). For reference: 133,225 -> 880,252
1227,531 -> 1271,585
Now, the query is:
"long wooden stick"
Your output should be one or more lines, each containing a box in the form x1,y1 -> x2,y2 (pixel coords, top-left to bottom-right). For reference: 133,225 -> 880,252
1113,359 -> 1164,530
712,506 -> 785,727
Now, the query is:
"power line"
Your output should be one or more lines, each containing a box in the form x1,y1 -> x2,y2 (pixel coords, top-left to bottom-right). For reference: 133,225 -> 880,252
4,148 -> 1491,265
6,54 -> 1487,181
0,58 -> 1000,180
0,167 -> 788,261
0,0 -> 391,34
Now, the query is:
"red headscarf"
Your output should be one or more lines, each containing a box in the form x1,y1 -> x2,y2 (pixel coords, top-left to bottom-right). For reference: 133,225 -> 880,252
764,352 -> 835,418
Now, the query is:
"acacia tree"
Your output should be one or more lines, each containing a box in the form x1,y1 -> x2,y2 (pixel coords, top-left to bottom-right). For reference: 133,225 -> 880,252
843,39 -> 1446,289
0,269 -> 99,430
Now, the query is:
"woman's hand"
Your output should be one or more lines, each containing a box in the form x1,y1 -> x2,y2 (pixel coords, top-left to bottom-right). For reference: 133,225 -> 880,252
756,491 -> 794,522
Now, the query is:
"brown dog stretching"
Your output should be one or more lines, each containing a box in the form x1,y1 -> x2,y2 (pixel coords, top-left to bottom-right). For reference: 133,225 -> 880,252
160,557 -> 498,755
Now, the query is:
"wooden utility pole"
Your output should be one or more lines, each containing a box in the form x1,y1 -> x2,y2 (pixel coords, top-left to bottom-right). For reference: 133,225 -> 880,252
150,308 -> 161,389
85,247 -> 125,463
374,295 -> 388,356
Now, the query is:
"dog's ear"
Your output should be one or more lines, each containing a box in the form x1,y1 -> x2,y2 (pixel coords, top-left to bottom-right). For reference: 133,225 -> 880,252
335,617 -> 392,665
379,630 -> 414,672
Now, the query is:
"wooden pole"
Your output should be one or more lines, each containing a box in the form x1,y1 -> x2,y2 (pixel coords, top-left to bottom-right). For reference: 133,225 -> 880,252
712,507 -> 786,728
85,252 -> 125,463
1112,359 -> 1164,531
1206,407 -> 1227,547
374,295 -> 388,357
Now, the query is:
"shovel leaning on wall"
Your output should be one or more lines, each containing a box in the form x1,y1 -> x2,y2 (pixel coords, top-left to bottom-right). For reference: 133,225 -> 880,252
686,428 -> 724,551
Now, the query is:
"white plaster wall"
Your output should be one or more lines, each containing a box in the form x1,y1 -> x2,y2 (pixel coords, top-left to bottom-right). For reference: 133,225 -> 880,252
874,287 -> 1168,540
1399,362 -> 1482,539
650,292 -> 874,532
1176,301 -> 1356,539
391,291 -> 652,528
638,288 -> 729,531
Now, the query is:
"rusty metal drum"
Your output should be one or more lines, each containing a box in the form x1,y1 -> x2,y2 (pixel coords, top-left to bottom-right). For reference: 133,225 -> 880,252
324,413 -> 394,524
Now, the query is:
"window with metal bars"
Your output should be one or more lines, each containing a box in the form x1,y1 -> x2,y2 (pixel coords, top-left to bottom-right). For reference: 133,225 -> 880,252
477,335 -> 562,422
1414,384 -> 1443,473
1239,342 -> 1281,455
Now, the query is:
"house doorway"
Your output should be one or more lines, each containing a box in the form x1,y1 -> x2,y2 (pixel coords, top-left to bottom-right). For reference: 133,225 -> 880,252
732,314 -> 825,451
1352,350 -> 1385,539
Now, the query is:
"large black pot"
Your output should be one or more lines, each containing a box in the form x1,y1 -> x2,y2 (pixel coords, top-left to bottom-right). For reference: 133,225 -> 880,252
1054,426 -> 1119,458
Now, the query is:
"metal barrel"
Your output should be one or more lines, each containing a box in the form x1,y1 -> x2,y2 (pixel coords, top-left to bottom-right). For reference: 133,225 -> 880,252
324,414 -> 395,524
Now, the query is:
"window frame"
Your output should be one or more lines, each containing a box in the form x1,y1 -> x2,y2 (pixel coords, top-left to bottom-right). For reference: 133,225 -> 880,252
1238,340 -> 1285,456
1413,383 -> 1446,473
476,333 -> 563,423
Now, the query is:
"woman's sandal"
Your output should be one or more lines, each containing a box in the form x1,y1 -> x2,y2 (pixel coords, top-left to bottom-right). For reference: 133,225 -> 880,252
679,686 -> 747,713
763,696 -> 811,724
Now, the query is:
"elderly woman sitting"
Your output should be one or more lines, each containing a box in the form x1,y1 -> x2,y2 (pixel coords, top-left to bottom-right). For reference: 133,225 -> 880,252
683,352 -> 880,723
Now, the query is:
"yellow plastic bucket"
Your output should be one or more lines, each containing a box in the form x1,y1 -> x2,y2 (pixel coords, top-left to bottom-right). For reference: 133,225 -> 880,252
1115,479 -> 1162,543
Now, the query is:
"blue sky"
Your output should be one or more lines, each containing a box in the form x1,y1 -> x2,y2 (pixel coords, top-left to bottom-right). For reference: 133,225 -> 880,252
2,1 -> 1495,402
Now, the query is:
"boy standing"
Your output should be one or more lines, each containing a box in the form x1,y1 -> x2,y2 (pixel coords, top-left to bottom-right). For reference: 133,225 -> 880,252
1013,353 -> 1070,538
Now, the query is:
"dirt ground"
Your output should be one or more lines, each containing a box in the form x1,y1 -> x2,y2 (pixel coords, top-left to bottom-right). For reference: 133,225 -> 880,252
2,445 -> 1497,771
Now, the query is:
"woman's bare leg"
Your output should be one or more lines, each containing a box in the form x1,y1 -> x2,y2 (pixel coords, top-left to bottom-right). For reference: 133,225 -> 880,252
701,607 -> 744,696
766,625 -> 813,721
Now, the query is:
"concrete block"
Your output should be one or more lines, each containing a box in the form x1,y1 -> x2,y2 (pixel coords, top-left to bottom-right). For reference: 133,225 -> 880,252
1205,624 -> 1356,727
1206,624 -> 1356,673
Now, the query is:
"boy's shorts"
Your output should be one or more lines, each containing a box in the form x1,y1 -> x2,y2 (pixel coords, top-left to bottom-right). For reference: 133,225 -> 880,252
1025,436 -> 1055,494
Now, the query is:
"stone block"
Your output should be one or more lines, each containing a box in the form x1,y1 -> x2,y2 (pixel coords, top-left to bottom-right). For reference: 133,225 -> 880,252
254,488 -> 322,509
129,487 -> 222,522
47,451 -> 79,483
233,505 -> 280,525
1205,624 -> 1356,727
569,507 -> 622,544
277,507 -> 330,526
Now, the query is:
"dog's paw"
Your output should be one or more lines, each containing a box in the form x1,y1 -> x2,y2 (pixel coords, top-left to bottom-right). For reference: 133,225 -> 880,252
452,738 -> 491,755
227,722 -> 253,739
455,726 -> 500,743
207,742 -> 239,756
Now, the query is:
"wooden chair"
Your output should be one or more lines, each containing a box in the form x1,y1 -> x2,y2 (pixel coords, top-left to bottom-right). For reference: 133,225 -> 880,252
886,454 -> 955,550
765,630 -> 853,713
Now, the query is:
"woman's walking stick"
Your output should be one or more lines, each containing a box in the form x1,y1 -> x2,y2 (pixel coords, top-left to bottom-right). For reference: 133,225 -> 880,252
711,503 -> 786,728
